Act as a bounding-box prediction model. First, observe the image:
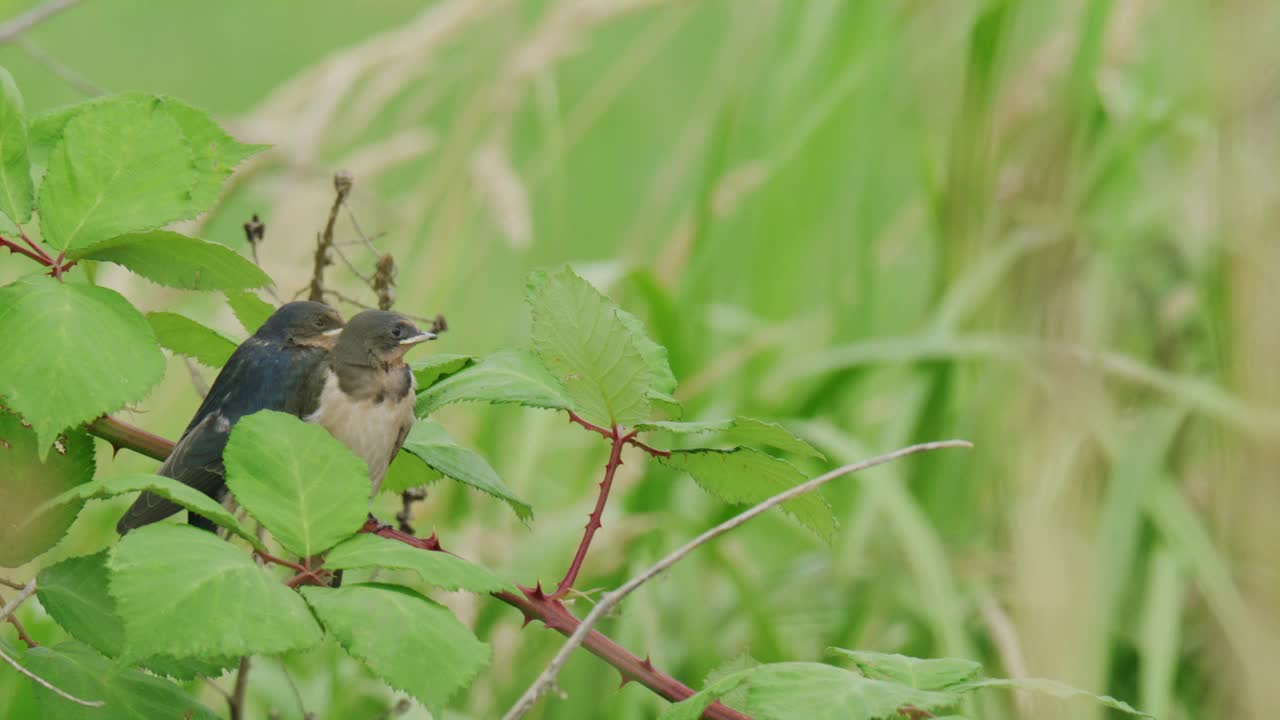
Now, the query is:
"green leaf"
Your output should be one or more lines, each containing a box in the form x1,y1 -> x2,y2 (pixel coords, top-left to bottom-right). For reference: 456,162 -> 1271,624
659,448 -> 836,541
36,552 -> 125,657
35,551 -> 235,681
74,231 -> 272,291
400,420 -> 531,521
32,472 -> 261,550
146,311 -> 237,368
380,448 -> 443,494
415,349 -> 570,417
109,524 -> 322,661
23,641 -> 219,720
411,353 -> 475,389
38,95 -> 197,252
528,267 -> 650,426
0,411 -> 95,566
660,662 -> 960,720
223,410 -> 369,557
0,276 -> 165,456
156,96 -> 265,210
636,417 -> 824,459
616,306 -> 682,416
225,290 -> 275,333
954,678 -> 1153,717
0,67 -> 34,225
301,583 -> 490,713
829,650 -> 981,690
323,534 -> 515,593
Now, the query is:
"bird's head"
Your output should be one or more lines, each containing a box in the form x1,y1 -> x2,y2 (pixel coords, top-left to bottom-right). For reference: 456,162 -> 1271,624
333,310 -> 436,368
257,301 -> 346,349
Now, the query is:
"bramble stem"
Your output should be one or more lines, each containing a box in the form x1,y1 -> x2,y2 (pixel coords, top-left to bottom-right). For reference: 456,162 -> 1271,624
551,425 -> 630,600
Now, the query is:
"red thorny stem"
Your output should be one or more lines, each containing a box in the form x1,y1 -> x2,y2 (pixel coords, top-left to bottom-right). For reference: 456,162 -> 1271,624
551,422 -> 632,600
0,230 -> 76,278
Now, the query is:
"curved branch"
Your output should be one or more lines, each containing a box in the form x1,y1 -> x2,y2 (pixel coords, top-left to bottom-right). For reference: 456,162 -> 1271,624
502,440 -> 976,719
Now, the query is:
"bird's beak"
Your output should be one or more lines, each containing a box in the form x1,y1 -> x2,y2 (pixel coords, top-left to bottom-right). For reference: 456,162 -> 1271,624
321,327 -> 343,337
399,332 -> 437,346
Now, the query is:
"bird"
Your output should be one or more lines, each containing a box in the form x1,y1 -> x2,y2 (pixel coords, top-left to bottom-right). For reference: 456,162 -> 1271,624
117,301 -> 346,534
298,310 -> 436,496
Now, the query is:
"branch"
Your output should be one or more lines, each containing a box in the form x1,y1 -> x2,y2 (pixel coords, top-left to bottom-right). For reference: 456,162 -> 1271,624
86,415 -> 172,461
0,0 -> 81,43
307,171 -> 353,303
0,580 -> 36,623
0,643 -> 104,707
550,425 -> 629,600
501,439 -> 975,720
229,656 -> 251,720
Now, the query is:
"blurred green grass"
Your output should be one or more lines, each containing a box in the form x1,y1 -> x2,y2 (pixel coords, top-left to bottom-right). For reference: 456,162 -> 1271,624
3,1 -> 1278,719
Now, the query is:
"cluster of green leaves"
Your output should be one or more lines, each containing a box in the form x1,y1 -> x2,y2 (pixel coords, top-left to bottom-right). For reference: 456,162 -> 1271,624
663,650 -> 1152,720
416,265 -> 838,538
0,75 -> 516,717
27,411 -> 512,717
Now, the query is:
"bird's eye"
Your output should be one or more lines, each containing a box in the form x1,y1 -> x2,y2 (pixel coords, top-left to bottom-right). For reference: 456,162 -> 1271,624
314,317 -> 326,328
391,325 -> 403,339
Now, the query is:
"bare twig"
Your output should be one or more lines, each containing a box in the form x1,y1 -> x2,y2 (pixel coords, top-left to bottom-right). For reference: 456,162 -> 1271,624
276,658 -> 309,719
307,171 -> 353,303
7,615 -> 38,648
184,358 -> 209,399
13,38 -> 105,96
502,440 -> 975,720
0,580 -> 36,623
0,643 -> 103,707
0,0 -> 81,43
550,425 -> 631,600
0,577 -> 25,591
229,656 -> 251,720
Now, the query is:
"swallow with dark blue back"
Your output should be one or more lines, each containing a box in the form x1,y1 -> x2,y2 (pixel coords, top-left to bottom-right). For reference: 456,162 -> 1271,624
116,301 -> 346,534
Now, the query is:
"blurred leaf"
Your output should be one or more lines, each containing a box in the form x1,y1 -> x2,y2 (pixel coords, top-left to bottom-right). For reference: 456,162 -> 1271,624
157,96 -> 266,210
659,448 -> 835,541
223,411 -> 368,557
74,231 -> 271,291
400,420 -> 531,521
33,472 -> 261,550
636,417 -> 824,459
38,95 -> 196,252
415,349 -> 570,417
323,534 -> 516,593
24,641 -> 218,720
660,662 -> 959,720
528,266 -> 650,426
0,67 -> 34,225
0,276 -> 164,456
954,678 -> 1153,717
225,290 -> 275,333
109,524 -> 322,661
830,650 -> 981,690
0,411 -> 94,567
146,312 -> 237,368
411,353 -> 475,389
301,583 -> 490,714
35,551 -> 234,681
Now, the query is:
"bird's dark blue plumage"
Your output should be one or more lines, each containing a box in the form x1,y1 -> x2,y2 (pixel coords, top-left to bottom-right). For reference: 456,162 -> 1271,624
116,301 -> 345,533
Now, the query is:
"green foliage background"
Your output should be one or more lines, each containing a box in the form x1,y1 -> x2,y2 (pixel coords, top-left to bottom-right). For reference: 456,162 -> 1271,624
2,1 -> 1275,719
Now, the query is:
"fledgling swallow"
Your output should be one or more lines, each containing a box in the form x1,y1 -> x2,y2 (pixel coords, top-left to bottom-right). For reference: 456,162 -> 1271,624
116,301 -> 345,533
300,310 -> 435,495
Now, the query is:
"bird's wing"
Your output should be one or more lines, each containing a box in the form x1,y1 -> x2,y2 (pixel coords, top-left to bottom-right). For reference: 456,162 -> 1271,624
115,340 -> 308,534
115,411 -> 231,533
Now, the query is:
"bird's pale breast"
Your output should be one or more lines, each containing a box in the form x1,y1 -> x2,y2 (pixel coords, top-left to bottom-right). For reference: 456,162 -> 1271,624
305,367 -> 416,495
